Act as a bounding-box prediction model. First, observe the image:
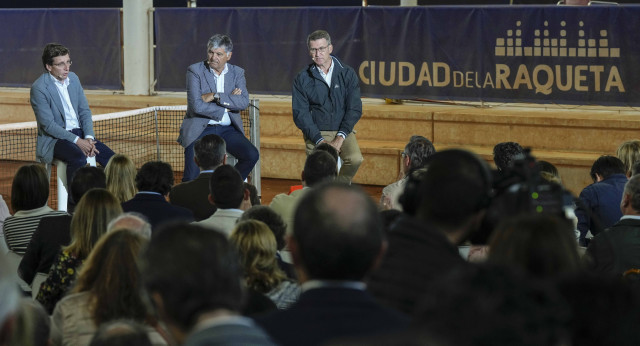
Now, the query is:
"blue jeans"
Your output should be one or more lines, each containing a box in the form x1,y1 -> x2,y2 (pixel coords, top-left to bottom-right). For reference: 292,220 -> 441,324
183,125 -> 259,182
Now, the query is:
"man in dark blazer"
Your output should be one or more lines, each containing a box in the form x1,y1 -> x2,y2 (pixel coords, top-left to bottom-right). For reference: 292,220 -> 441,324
178,34 -> 258,182
30,43 -> 114,183
255,183 -> 409,346
169,134 -> 226,221
122,161 -> 193,230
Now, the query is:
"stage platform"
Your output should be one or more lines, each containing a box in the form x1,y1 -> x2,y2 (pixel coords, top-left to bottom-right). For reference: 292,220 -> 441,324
2,88 -> 639,196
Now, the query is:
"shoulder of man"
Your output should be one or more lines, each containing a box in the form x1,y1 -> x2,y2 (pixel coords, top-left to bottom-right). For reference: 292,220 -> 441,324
31,72 -> 49,88
227,63 -> 245,74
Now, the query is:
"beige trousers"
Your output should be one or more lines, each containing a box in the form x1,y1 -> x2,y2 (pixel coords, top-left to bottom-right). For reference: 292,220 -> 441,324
305,131 -> 363,184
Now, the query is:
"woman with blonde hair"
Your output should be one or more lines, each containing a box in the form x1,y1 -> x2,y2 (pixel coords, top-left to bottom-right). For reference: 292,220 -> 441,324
51,229 -> 166,345
36,188 -> 122,314
230,220 -> 300,310
617,140 -> 640,177
105,154 -> 137,203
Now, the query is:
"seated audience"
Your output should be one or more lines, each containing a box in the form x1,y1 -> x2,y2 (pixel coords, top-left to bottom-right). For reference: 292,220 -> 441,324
90,320 -> 153,346
287,143 -> 340,194
140,223 -> 275,345
617,139 -> 640,177
493,141 -> 524,172
368,149 -> 490,315
255,183 -> 409,346
122,161 -> 193,230
170,134 -> 226,221
380,135 -> 435,211
36,188 -> 122,314
2,164 -> 67,255
230,220 -> 300,310
193,165 -> 250,236
576,155 -> 627,245
51,229 -> 166,345
105,154 -> 138,204
488,214 -> 581,279
270,151 -> 337,235
585,174 -> 640,276
19,166 -> 106,286
239,205 -> 296,279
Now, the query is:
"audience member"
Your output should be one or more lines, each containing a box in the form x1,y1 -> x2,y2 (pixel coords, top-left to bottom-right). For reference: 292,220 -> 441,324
90,320 -> 153,346
493,141 -> 524,172
616,139 -> 640,177
2,164 -> 67,255
0,196 -> 10,233
368,149 -> 490,315
488,214 -> 581,279
536,160 -> 562,184
239,206 -> 295,279
140,223 -> 275,345
122,161 -> 193,230
193,165 -> 250,236
575,155 -> 627,245
585,174 -> 640,276
170,134 -> 226,221
270,151 -> 337,235
19,166 -> 106,286
414,264 -> 570,346
286,143 -> 340,195
36,188 -> 122,314
105,154 -> 137,204
106,212 -> 152,238
255,183 -> 409,346
246,183 -> 261,206
380,135 -> 435,211
0,255 -> 20,345
379,209 -> 402,235
8,298 -> 50,346
632,160 -> 640,177
51,229 -> 166,345
231,220 -> 300,310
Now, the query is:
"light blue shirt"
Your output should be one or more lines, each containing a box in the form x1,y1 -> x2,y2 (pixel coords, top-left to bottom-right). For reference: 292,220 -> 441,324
208,64 -> 232,126
49,73 -> 94,143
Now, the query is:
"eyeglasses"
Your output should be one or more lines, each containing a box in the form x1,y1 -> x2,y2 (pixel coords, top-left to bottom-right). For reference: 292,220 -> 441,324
52,61 -> 72,68
309,46 -> 329,54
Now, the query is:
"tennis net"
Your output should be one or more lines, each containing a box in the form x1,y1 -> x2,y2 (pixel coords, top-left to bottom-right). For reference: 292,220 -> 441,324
0,100 -> 260,212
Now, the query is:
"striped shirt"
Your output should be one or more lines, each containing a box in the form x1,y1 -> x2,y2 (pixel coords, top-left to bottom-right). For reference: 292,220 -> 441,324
3,206 -> 68,255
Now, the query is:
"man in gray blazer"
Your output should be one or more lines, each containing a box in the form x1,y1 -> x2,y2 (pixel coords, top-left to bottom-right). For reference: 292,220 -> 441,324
178,34 -> 258,182
30,43 -> 114,184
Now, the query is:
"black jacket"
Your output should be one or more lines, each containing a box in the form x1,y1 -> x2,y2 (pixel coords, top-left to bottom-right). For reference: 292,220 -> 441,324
585,217 -> 640,276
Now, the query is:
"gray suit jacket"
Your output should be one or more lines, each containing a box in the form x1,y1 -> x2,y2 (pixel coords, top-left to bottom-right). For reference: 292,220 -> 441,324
178,61 -> 249,148
30,72 -> 94,164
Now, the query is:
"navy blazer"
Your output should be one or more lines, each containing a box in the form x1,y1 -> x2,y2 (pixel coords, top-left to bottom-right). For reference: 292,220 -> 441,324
122,193 -> 194,230
255,287 -> 409,346
30,72 -> 94,164
169,172 -> 216,221
178,61 -> 249,148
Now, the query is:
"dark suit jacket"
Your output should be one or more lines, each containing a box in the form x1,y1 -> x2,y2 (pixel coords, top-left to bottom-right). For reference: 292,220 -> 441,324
122,193 -> 194,230
586,217 -> 640,276
18,214 -> 72,285
254,287 -> 409,346
178,61 -> 249,148
30,71 -> 94,164
169,172 -> 216,221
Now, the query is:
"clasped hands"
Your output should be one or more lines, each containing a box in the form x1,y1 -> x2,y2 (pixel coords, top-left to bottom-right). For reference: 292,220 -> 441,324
76,138 -> 99,157
201,88 -> 242,103
319,136 -> 345,152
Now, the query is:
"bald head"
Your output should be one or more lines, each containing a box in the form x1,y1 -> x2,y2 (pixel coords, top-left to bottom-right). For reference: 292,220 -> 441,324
107,213 -> 152,238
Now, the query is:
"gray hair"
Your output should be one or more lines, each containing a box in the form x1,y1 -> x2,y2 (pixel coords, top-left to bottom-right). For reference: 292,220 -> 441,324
307,30 -> 331,49
107,212 -> 152,239
207,34 -> 233,56
625,174 -> 640,211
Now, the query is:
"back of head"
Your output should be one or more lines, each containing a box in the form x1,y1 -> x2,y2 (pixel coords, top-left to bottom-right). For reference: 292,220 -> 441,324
488,214 -> 580,279
67,188 -> 123,259
105,154 -> 137,203
107,212 -> 152,239
293,182 -> 383,281
404,135 -> 436,174
209,165 -> 244,209
617,140 -> 640,176
416,149 -> 491,232
303,151 -> 337,187
90,320 -> 152,346
240,205 -> 287,251
590,155 -> 625,181
71,166 -> 107,204
230,220 -> 284,293
493,142 -> 524,172
624,174 -> 640,211
244,183 -> 260,206
194,134 -> 226,170
9,298 -> 50,346
11,164 -> 49,213
140,223 -> 243,331
313,142 -> 339,162
74,229 -> 148,325
135,161 -> 174,195
536,160 -> 560,179
415,264 -> 570,346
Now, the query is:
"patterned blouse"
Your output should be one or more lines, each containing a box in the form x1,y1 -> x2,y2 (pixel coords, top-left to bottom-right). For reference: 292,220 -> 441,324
36,250 -> 83,314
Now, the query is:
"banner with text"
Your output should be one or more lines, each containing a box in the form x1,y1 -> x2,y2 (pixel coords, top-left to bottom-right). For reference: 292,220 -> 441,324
155,6 -> 640,106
